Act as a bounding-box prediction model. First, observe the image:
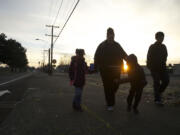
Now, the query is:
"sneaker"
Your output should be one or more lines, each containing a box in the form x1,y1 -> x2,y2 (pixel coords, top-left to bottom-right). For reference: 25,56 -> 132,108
155,101 -> 164,106
107,106 -> 114,111
72,102 -> 78,110
133,108 -> 139,114
72,103 -> 76,109
73,102 -> 83,111
77,107 -> 83,112
127,105 -> 131,112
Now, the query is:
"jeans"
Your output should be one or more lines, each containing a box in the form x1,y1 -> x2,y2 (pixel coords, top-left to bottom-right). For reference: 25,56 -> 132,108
151,70 -> 169,102
73,87 -> 83,108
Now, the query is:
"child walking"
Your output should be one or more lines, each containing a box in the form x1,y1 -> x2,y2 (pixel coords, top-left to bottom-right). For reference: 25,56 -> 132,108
69,49 -> 88,112
126,54 -> 147,114
119,54 -> 147,114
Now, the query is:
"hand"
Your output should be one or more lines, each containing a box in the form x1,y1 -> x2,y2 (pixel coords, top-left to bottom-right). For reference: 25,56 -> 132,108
113,79 -> 119,83
89,69 -> 98,74
70,80 -> 74,86
142,80 -> 147,86
118,78 -> 130,84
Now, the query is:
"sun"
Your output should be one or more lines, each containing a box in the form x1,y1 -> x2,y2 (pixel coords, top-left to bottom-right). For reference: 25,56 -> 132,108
123,61 -> 129,72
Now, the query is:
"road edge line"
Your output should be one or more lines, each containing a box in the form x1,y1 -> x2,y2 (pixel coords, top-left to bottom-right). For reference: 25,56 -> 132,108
0,73 -> 33,86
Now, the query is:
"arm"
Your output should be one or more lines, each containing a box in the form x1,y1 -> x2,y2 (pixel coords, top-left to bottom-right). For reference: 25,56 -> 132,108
147,45 -> 153,69
118,44 -> 128,61
163,45 -> 168,64
84,62 -> 89,74
140,68 -> 147,86
94,44 -> 102,71
69,59 -> 75,81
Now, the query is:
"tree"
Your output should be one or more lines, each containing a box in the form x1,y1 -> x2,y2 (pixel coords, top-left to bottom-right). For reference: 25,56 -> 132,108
0,33 -> 7,63
0,33 -> 28,71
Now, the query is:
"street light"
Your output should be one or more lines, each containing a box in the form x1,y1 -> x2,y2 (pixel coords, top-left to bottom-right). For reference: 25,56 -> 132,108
35,38 -> 48,43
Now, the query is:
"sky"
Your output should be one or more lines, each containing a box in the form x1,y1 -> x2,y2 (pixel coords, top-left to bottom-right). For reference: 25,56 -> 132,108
0,0 -> 180,67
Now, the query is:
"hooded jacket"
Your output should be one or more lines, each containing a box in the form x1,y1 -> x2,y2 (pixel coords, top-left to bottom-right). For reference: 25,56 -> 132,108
69,56 -> 88,87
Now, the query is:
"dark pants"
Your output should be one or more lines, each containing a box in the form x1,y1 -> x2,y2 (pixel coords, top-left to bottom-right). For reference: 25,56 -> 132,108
127,84 -> 144,109
151,70 -> 169,102
100,70 -> 120,106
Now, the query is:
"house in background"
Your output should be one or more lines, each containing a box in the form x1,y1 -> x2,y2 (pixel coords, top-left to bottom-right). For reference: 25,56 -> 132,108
141,64 -> 180,75
174,64 -> 180,75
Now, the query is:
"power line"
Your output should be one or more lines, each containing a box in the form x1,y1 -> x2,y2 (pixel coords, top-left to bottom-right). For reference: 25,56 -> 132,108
48,0 -> 57,25
48,0 -> 54,19
54,0 -> 75,33
51,0 -> 62,24
53,0 -> 80,45
53,0 -> 64,25
61,0 -> 75,22
64,0 -> 76,25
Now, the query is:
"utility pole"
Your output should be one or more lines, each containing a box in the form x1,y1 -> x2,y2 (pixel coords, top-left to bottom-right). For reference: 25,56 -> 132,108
43,49 -> 49,64
48,48 -> 51,73
45,25 -> 59,75
43,49 -> 49,72
42,50 -> 45,71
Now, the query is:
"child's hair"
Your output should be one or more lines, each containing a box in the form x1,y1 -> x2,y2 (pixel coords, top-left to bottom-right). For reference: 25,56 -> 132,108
107,27 -> 114,34
155,31 -> 164,39
75,49 -> 85,56
127,54 -> 138,64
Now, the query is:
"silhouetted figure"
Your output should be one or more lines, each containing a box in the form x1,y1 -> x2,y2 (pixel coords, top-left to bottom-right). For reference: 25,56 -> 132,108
69,49 -> 88,112
125,54 -> 147,114
94,28 -> 128,111
147,32 -> 169,105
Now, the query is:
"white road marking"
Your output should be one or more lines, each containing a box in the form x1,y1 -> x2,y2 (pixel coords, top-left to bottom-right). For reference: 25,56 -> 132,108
0,90 -> 11,97
0,73 -> 32,86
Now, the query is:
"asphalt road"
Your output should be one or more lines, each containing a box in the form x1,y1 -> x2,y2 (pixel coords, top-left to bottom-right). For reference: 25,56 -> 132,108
0,73 -> 180,135
0,72 -> 29,84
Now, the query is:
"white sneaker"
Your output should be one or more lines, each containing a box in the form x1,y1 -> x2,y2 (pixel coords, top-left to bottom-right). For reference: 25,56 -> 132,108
107,106 -> 114,111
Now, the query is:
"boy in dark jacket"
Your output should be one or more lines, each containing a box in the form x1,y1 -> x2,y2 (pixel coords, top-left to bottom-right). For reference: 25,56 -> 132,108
147,32 -> 169,105
120,54 -> 147,114
69,49 -> 88,111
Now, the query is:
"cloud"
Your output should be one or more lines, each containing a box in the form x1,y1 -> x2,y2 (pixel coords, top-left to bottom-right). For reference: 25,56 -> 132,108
1,0 -> 180,66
